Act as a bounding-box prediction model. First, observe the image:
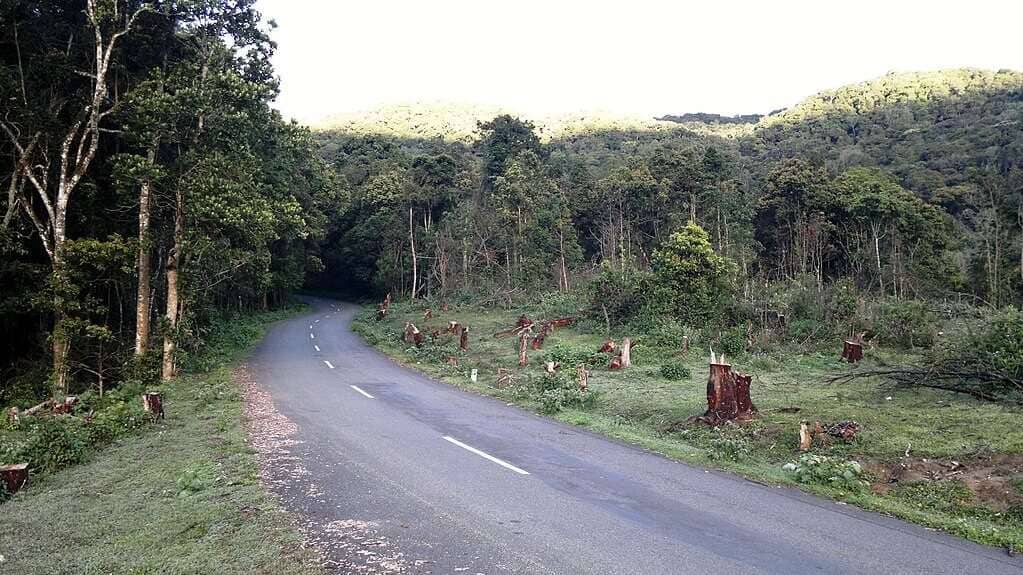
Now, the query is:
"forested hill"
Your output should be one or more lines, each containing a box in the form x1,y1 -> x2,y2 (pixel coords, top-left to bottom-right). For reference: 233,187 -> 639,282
747,69 -> 1023,203
310,68 -> 1023,308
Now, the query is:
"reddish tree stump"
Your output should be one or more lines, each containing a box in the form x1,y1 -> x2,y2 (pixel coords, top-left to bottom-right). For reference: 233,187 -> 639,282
697,359 -> 757,425
446,320 -> 461,335
52,396 -> 78,415
142,392 -> 164,420
598,340 -> 616,354
842,340 -> 863,363
459,326 -> 470,351
515,314 -> 532,329
0,463 -> 29,496
609,355 -> 623,370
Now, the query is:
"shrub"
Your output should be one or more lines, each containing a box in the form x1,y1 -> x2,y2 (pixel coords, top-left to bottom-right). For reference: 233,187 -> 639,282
873,300 -> 937,349
782,454 -> 868,491
176,461 -> 219,497
542,343 -> 602,368
717,326 -> 747,356
587,266 -> 651,329
707,435 -> 751,462
660,361 -> 691,381
649,223 -> 735,324
533,372 -> 596,414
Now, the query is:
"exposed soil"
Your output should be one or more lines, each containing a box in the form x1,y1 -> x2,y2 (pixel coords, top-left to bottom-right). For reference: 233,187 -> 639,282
867,453 -> 1023,511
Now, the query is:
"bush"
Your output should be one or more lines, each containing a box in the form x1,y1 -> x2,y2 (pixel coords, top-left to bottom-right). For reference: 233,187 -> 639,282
707,434 -> 751,462
873,300 -> 937,349
533,372 -> 596,414
716,326 -> 747,356
782,454 -> 868,491
587,267 -> 651,329
660,361 -> 691,381
649,223 -> 735,324
542,343 -> 602,368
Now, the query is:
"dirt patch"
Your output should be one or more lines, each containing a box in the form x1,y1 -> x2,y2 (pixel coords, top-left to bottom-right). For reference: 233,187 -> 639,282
867,453 -> 1023,511
236,365 -> 416,574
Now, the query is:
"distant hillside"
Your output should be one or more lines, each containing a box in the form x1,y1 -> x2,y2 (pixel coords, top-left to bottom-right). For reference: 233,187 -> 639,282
657,112 -> 763,125
745,68 -> 1023,200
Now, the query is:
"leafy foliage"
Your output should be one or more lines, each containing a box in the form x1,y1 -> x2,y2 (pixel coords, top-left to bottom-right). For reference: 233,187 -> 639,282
782,454 -> 869,491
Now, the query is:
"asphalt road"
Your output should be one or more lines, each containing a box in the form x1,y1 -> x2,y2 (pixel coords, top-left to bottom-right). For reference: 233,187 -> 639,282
249,297 -> 1022,574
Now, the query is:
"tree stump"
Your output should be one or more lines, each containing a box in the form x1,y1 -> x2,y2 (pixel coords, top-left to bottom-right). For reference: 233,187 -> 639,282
440,302 -> 450,312
608,355 -> 622,370
577,365 -> 589,392
598,340 -> 616,353
621,337 -> 633,368
841,340 -> 863,363
459,326 -> 470,351
376,304 -> 388,321
142,392 -> 164,421
696,357 -> 757,425
0,463 -> 29,496
518,333 -> 529,367
515,314 -> 532,329
445,356 -> 459,367
544,361 -> 560,375
6,407 -> 19,424
52,396 -> 78,415
447,320 -> 461,335
681,335 -> 690,354
423,308 -> 433,320
799,422 -> 813,451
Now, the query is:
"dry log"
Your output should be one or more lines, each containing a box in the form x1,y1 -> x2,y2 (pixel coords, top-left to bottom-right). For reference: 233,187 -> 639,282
23,400 -> 53,417
515,314 -> 532,328
142,392 -> 164,420
518,333 -> 529,367
547,317 -> 575,330
496,368 -> 512,388
459,326 -> 470,351
842,340 -> 863,363
51,396 -> 78,415
598,340 -> 616,353
423,308 -> 433,320
0,463 -> 29,496
577,365 -> 589,392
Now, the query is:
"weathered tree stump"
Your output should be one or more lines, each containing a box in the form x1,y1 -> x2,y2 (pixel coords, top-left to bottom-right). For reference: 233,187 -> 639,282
52,396 -> 78,415
799,420 -> 831,451
518,332 -> 529,367
376,304 -> 388,321
544,361 -> 560,375
6,407 -> 19,424
696,356 -> 756,425
598,340 -> 616,353
0,463 -> 29,496
608,355 -> 622,370
445,356 -> 459,367
459,326 -> 470,351
142,392 -> 164,420
440,302 -> 450,312
621,337 -> 633,368
681,335 -> 690,354
423,308 -> 432,320
577,365 -> 589,392
799,422 -> 812,451
446,320 -> 461,335
842,340 -> 863,363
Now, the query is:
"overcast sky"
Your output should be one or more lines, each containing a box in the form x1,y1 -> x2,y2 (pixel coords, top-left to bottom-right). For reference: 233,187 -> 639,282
256,0 -> 1023,124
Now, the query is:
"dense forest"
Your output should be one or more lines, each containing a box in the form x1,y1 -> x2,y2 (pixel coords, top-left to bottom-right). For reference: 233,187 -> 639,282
0,1 -> 339,404
2,1 -> 1022,411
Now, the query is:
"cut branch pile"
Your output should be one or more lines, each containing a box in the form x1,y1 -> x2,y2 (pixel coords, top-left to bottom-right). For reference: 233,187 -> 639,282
828,365 -> 1023,405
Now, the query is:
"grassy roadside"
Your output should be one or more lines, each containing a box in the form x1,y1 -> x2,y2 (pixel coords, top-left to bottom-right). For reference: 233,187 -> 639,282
354,300 -> 1023,552
0,306 -> 321,575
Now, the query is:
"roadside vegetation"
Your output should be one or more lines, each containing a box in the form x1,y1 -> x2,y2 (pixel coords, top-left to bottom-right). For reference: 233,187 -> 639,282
355,293 -> 1023,552
0,306 -> 320,575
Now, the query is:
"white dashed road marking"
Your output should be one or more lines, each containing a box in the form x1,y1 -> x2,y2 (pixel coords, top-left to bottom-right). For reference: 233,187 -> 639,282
442,436 -> 530,475
324,360 -> 334,369
314,345 -> 321,352
350,385 -> 375,399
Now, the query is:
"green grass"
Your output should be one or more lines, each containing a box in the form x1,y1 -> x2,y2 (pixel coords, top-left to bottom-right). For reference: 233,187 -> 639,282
355,300 -> 1023,551
0,306 -> 321,575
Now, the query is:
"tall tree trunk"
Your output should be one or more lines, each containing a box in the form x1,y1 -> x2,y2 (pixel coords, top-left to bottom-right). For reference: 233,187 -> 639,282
409,205 -> 418,300
134,143 -> 157,355
162,189 -> 183,381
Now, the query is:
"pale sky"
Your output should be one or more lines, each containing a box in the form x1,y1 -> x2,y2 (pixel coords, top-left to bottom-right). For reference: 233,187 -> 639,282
256,0 -> 1023,125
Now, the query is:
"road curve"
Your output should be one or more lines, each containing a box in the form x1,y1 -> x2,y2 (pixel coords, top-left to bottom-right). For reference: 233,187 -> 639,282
249,297 -> 1022,575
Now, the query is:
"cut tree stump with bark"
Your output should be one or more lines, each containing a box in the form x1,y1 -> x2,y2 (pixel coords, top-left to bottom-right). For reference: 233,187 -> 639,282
142,392 -> 164,421
446,320 -> 461,335
544,361 -> 560,375
423,308 -> 433,320
445,356 -> 459,367
376,304 -> 388,321
842,340 -> 863,363
695,355 -> 757,425
459,326 -> 470,351
621,337 -> 633,368
577,365 -> 589,392
518,333 -> 529,367
52,396 -> 78,415
440,303 -> 450,312
598,340 -> 616,353
682,335 -> 690,354
0,463 -> 29,496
